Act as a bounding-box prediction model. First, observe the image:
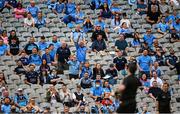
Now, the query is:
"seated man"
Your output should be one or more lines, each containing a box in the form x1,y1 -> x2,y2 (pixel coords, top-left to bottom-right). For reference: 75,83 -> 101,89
80,72 -> 92,89
26,0 -> 40,18
24,64 -> 39,85
52,0 -> 65,15
105,64 -> 118,85
28,48 -> 42,66
115,34 -> 128,55
14,88 -> 28,110
90,80 -> 104,99
34,12 -> 46,28
146,5 -> 161,25
157,16 -> 169,35
150,71 -> 163,87
165,48 -> 178,67
137,0 -> 147,15
148,81 -> 162,101
91,34 -> 107,52
170,28 -> 180,43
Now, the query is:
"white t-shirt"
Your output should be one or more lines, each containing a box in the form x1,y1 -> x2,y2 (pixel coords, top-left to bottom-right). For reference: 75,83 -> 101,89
24,18 -> 35,26
150,77 -> 163,87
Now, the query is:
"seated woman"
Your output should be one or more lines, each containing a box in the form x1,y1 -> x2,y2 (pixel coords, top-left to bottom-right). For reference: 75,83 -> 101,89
13,3 -> 26,19
0,30 -> 8,45
83,17 -> 94,33
100,3 -> 112,19
14,60 -> 26,75
0,72 -> 7,89
35,12 -> 46,28
118,22 -> 132,38
39,59 -> 50,73
111,14 -> 121,29
46,85 -> 61,105
39,71 -> 51,86
131,32 -> 141,48
72,85 -> 85,105
140,74 -> 150,94
92,63 -> 105,80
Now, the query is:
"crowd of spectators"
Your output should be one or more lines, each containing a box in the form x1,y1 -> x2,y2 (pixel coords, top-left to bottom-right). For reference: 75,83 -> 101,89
0,0 -> 180,113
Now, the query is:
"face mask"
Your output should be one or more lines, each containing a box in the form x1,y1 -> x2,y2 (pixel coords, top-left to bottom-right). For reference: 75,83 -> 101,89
96,84 -> 100,88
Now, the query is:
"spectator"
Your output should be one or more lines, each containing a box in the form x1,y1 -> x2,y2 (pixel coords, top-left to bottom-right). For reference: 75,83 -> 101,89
21,98 -> 41,113
90,80 -> 104,99
140,73 -> 150,93
148,81 -> 162,101
65,0 -> 76,15
91,34 -> 107,52
24,13 -> 35,27
39,71 -> 50,85
157,16 -> 169,35
157,82 -> 171,113
0,30 -> 8,44
74,5 -> 85,24
100,3 -> 112,19
0,72 -> 6,88
113,50 -> 127,76
35,12 -> 46,28
18,52 -> 29,66
101,95 -> 114,113
92,63 -> 105,79
152,61 -> 162,77
70,25 -> 85,43
91,25 -> 107,42
24,64 -> 39,85
26,0 -> 40,18
50,35 -> 61,51
103,80 -> 113,94
95,16 -> 106,30
0,38 -> 8,56
165,48 -> 178,67
120,13 -> 131,28
106,64 -> 118,85
147,0 -> 160,14
39,59 -> 50,72
170,28 -> 180,43
75,102 -> 89,113
146,5 -> 161,25
8,30 -> 19,45
92,74 -> 103,87
46,85 -> 61,104
14,88 -> 28,110
6,0 -> 17,9
14,60 -> 26,75
90,0 -> 101,10
28,48 -> 42,66
67,55 -> 80,80
172,19 -> 180,36
38,36 -> 48,53
112,91 -> 121,112
153,39 -> 165,55
80,61 -> 93,78
8,37 -> 20,56
110,2 -> 122,15
42,48 -> 54,64
131,32 -> 141,48
91,97 -> 102,113
159,0 -> 170,14
0,0 -> 9,12
72,85 -> 85,105
52,0 -> 65,15
111,14 -> 121,29
137,50 -> 153,78
48,44 -> 56,60
137,0 -> 147,15
115,34 -> 128,54
24,37 -> 38,55
117,22 -> 133,38
61,102 -> 72,113
13,3 -> 26,19
150,71 -> 163,87
74,40 -> 88,63
48,69 -> 62,85
1,97 -> 12,114
56,42 -> 71,74
59,84 -> 73,106
83,17 -> 94,33
80,72 -> 92,89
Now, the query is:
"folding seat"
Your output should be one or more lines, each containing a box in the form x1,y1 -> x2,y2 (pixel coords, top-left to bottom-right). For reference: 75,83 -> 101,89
46,23 -> 56,29
43,32 -> 53,39
39,27 -> 49,33
1,22 -> 12,28
18,84 -> 31,90
6,27 -> 16,32
18,27 -> 28,34
142,24 -> 151,29
33,32 -> 43,38
43,84 -> 53,90
40,102 -> 51,109
47,13 -> 57,20
28,27 -> 38,33
24,88 -> 35,95
31,84 -> 42,91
